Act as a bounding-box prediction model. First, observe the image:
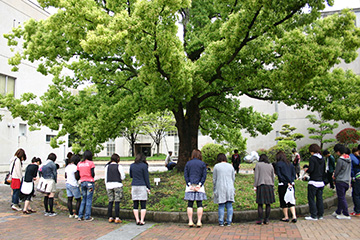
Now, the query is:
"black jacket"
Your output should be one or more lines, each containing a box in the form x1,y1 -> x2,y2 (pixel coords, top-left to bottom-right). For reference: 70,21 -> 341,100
307,155 -> 325,182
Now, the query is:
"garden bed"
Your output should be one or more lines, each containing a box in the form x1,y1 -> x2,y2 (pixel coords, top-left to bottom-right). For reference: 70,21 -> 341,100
92,171 -> 335,212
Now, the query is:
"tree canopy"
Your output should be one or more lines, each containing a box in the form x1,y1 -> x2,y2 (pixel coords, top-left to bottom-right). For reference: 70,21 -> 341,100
2,0 -> 360,170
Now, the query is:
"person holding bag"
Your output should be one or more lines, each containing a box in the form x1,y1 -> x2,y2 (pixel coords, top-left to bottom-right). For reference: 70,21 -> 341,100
21,157 -> 41,214
41,153 -> 58,217
9,148 -> 27,211
275,151 -> 297,223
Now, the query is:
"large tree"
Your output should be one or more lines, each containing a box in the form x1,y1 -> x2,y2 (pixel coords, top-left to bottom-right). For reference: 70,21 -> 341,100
3,0 -> 360,170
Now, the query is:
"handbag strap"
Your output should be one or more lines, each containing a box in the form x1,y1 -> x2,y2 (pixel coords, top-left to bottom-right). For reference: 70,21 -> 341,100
10,158 -> 17,174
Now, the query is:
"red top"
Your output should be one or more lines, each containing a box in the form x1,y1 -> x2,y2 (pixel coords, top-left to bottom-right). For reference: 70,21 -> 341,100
77,160 -> 95,182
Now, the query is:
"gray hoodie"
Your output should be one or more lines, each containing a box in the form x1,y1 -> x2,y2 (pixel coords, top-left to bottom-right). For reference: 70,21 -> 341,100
334,155 -> 351,184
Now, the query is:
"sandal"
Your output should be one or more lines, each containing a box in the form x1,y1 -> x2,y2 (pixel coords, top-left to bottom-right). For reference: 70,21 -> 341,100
23,210 -> 31,214
139,222 -> 145,225
28,209 -> 37,213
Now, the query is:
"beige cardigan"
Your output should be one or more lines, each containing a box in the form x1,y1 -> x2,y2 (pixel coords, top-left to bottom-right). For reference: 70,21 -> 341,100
9,156 -> 22,179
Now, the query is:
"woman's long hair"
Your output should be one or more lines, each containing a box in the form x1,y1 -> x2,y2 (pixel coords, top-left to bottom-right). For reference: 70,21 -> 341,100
217,153 -> 227,163
275,151 -> 290,165
191,149 -> 202,160
15,148 -> 26,161
82,150 -> 93,162
259,154 -> 270,164
135,153 -> 148,165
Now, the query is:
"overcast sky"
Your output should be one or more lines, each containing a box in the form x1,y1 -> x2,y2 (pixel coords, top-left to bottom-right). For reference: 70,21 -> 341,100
324,0 -> 360,10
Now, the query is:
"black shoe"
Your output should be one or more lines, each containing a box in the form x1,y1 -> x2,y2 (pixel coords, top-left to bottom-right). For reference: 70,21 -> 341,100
291,218 -> 297,223
263,219 -> 269,225
280,218 -> 289,222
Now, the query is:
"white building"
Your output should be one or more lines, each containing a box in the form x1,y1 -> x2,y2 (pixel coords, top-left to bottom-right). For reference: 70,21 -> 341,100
0,0 -> 68,166
0,1 -> 356,163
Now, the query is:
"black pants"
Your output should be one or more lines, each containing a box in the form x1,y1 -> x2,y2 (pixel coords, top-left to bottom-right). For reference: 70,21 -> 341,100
308,184 -> 324,218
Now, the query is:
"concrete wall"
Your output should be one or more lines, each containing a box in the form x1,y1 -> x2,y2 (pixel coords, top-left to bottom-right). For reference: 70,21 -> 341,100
0,0 -> 68,166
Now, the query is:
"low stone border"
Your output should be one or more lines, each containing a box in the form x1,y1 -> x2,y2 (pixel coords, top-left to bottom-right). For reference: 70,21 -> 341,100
58,190 -> 337,223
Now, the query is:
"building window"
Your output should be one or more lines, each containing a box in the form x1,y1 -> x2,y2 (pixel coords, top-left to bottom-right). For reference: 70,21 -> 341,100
107,139 -> 115,156
167,130 -> 178,137
19,123 -> 27,137
0,74 -> 15,96
46,134 -> 56,143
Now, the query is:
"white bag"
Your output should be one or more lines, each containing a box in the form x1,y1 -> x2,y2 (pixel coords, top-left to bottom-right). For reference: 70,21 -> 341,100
36,177 -> 47,193
284,186 -> 296,205
21,181 -> 33,195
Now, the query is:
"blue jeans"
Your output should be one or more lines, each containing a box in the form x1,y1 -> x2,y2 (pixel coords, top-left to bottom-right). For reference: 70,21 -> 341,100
78,181 -> 94,220
12,188 -> 20,205
352,179 -> 360,213
218,201 -> 233,225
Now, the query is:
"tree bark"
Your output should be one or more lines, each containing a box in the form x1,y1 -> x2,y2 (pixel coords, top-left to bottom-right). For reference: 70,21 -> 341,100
173,97 -> 201,171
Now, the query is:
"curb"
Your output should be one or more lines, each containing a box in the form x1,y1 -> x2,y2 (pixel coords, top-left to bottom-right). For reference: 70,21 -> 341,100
58,190 -> 338,223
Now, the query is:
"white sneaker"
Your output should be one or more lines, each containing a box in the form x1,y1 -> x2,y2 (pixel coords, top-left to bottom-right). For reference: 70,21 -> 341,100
336,214 -> 351,220
318,217 -> 324,220
332,211 -> 339,217
44,212 -> 50,216
305,216 -> 318,221
48,212 -> 57,217
74,215 -> 79,219
69,214 -> 75,218
11,204 -> 22,211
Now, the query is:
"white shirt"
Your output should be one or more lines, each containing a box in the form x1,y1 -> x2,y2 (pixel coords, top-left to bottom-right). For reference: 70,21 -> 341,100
65,164 -> 78,187
105,163 -> 126,189
165,154 -> 172,165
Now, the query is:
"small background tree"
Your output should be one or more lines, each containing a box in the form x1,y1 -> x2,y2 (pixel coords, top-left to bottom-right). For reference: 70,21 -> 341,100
306,114 -> 339,150
275,124 -> 304,147
142,111 -> 176,156
336,128 -> 360,146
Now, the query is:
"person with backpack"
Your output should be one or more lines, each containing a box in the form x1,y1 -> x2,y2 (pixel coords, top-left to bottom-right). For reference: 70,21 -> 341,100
105,153 -> 125,224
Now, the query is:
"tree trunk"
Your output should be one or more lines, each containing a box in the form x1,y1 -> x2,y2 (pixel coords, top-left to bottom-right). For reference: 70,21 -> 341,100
173,98 -> 201,171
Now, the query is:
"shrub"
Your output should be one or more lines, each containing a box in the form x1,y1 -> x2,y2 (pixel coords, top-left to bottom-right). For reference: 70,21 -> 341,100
277,140 -> 297,149
201,143 -> 226,166
336,128 -> 360,146
266,144 -> 293,163
298,144 -> 312,162
256,148 -> 268,156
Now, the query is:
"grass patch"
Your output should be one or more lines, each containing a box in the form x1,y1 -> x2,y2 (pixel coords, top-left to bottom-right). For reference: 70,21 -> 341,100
93,171 -> 335,212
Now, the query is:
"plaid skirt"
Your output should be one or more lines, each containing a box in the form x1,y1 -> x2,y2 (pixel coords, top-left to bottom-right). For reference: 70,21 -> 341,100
256,184 -> 275,204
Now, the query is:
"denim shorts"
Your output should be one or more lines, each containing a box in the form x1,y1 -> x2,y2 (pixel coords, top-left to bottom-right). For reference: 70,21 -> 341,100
66,183 -> 81,199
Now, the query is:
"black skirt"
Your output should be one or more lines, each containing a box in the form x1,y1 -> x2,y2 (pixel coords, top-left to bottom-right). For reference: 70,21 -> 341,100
256,184 -> 275,204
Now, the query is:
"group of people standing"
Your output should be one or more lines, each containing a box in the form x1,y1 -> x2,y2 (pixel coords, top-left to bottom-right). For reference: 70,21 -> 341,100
7,142 -> 356,226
